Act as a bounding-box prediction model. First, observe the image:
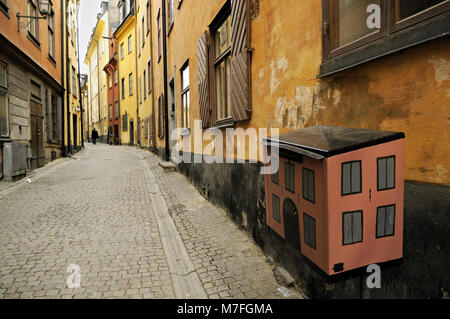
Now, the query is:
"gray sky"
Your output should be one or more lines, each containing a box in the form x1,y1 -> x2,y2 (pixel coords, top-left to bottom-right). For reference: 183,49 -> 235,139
79,0 -> 104,74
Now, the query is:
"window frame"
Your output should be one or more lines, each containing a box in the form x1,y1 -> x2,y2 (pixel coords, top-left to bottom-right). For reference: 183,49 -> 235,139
376,204 -> 396,238
72,66 -> 77,98
146,1 -> 151,35
121,77 -> 126,99
302,167 -> 316,204
342,210 -> 363,246
128,73 -> 133,96
210,4 -> 232,125
323,0 -> 387,60
284,162 -> 295,194
120,43 -> 125,60
147,59 -> 152,93
321,0 -> 450,76
180,61 -> 190,129
128,35 -> 132,54
389,0 -> 450,32
157,9 -> 162,62
0,61 -> 8,138
272,194 -> 281,223
341,160 -> 362,196
167,0 -> 174,33
271,171 -> 279,185
47,10 -> 55,61
0,0 -> 9,17
377,155 -> 396,191
27,0 -> 41,45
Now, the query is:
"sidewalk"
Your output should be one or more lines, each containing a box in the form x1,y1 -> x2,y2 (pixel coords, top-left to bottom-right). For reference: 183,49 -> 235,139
132,147 -> 306,299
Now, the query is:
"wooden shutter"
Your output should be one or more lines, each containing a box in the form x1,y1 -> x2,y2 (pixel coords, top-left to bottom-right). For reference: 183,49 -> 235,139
56,96 -> 62,143
198,31 -> 211,128
231,0 -> 252,122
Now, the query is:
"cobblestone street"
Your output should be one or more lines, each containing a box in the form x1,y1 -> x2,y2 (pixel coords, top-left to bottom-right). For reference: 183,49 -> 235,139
0,144 -> 303,299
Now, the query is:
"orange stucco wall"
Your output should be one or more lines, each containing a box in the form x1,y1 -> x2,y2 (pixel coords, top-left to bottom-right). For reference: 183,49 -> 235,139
250,0 -> 449,186
0,1 -> 62,84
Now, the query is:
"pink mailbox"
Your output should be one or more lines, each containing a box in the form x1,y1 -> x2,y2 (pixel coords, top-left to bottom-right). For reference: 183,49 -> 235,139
264,126 -> 405,275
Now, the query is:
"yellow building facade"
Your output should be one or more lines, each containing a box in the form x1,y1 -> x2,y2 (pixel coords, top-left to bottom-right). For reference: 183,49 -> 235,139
64,0 -> 82,152
84,12 -> 110,143
135,0 -> 155,149
115,1 -> 137,145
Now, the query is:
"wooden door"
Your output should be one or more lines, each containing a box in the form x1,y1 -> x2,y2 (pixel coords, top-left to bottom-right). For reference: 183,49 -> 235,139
30,101 -> 44,169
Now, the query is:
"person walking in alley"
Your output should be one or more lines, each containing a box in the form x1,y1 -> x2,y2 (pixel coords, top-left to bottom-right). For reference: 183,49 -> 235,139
92,129 -> 99,145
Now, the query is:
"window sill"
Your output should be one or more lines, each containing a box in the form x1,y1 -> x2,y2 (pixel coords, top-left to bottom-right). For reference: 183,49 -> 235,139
47,55 -> 56,66
213,117 -> 235,129
0,136 -> 11,142
0,4 -> 9,18
319,14 -> 450,78
167,22 -> 174,37
27,32 -> 41,50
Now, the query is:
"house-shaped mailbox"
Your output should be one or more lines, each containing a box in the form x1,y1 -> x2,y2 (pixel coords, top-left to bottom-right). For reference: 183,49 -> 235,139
263,126 -> 405,275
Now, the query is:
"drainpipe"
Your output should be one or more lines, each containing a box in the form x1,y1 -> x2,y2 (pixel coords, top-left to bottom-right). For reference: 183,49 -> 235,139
134,0 -> 139,147
161,0 -> 169,162
76,1 -> 84,149
60,0 -> 65,156
65,0 -> 72,155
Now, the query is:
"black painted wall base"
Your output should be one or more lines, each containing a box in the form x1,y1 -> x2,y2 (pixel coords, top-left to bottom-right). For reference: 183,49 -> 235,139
172,151 -> 450,299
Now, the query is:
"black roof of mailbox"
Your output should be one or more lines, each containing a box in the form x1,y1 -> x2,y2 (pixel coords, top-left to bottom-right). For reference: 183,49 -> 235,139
264,126 -> 405,159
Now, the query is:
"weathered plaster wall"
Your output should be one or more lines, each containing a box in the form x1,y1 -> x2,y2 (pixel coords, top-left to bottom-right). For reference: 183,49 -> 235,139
250,0 -> 449,185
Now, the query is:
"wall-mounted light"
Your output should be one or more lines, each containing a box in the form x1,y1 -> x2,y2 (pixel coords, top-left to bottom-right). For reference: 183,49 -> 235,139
17,0 -> 51,31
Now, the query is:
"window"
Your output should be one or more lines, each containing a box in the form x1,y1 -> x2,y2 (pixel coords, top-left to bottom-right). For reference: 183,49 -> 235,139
128,35 -> 132,54
376,204 -> 395,238
109,74 -> 112,88
342,161 -> 362,196
31,81 -> 41,99
109,104 -> 112,121
139,76 -> 142,104
213,14 -> 231,121
168,0 -> 174,30
120,43 -> 124,60
147,60 -> 152,93
271,171 -> 279,185
143,70 -> 147,99
121,78 -> 125,99
72,66 -> 77,98
114,69 -> 118,85
303,214 -> 316,249
157,94 -> 164,138
47,11 -> 55,59
302,168 -> 315,203
321,0 -> 450,76
128,73 -> 133,96
343,210 -> 363,245
378,156 -> 395,191
272,194 -> 280,222
114,101 -> 119,120
122,114 -> 128,131
138,29 -> 141,56
0,62 -> 7,137
285,162 -> 295,193
51,94 -> 57,140
181,63 -> 190,129
27,0 -> 40,43
142,16 -> 145,46
157,10 -> 161,61
146,1 -> 151,34
0,0 -> 9,16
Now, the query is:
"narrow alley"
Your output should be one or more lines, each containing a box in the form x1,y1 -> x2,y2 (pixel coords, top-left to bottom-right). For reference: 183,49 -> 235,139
0,144 -> 302,299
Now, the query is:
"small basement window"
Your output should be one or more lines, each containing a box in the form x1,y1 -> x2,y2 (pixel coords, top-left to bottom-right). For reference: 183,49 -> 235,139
343,210 -> 363,245
376,204 -> 395,238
